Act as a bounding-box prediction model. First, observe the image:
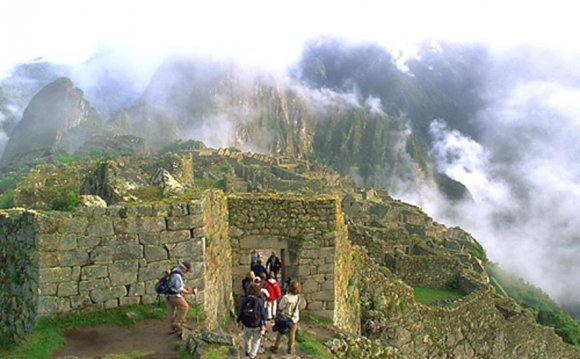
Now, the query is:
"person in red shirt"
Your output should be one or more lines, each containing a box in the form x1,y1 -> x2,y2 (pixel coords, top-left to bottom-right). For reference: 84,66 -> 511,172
263,271 -> 282,320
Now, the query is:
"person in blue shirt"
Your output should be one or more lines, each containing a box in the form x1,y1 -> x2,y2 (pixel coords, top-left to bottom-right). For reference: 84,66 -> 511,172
237,283 -> 267,359
166,261 -> 196,335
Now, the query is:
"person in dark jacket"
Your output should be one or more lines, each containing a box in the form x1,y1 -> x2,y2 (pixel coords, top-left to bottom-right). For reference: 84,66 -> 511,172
266,251 -> 282,279
250,259 -> 267,279
237,283 -> 267,359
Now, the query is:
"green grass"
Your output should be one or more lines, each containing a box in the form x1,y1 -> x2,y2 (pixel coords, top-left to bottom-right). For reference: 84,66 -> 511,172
300,312 -> 333,326
296,330 -> 334,359
55,155 -> 77,164
194,178 -> 225,190
0,189 -> 15,209
413,287 -> 466,305
0,304 -> 167,359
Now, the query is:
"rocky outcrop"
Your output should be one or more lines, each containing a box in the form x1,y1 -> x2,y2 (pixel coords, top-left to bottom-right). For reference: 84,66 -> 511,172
79,154 -> 194,205
1,78 -> 105,166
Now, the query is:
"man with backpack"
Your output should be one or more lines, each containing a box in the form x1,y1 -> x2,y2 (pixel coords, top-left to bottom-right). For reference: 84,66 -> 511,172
266,251 -> 282,280
164,260 -> 196,335
237,283 -> 267,359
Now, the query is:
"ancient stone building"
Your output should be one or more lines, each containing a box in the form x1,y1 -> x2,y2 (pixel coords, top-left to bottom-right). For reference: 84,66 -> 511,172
0,190 -> 359,343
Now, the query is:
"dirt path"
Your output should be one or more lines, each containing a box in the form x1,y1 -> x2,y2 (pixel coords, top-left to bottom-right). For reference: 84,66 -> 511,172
52,318 -> 180,359
52,318 -> 334,358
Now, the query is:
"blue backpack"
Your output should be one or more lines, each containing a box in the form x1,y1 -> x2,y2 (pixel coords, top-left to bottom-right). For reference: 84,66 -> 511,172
155,269 -> 181,295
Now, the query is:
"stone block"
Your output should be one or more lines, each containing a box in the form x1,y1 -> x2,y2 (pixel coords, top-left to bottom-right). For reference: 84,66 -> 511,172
166,214 -> 204,230
39,283 -> 58,296
58,249 -> 90,266
169,202 -> 189,216
125,205 -> 153,217
307,301 -> 324,311
302,278 -> 319,293
90,246 -> 114,264
128,282 -> 145,296
170,241 -> 196,257
317,264 -> 335,274
63,217 -> 88,234
37,296 -> 70,315
87,218 -> 115,237
101,234 -> 139,246
57,281 -> 79,297
70,294 -> 92,310
301,249 -> 320,259
82,265 -> 108,280
112,245 -> 143,261
79,278 -> 111,292
229,225 -> 244,237
104,299 -> 119,309
90,286 -> 127,303
151,204 -> 170,217
113,218 -> 166,234
312,290 -> 334,302
160,230 -> 191,244
144,245 -> 168,262
296,266 -> 314,277
57,234 -> 78,250
138,260 -> 174,282
109,260 -> 139,285
77,236 -> 100,248
39,233 -> 59,251
139,233 -> 160,245
40,267 -> 72,283
187,200 -> 204,215
40,252 -> 59,267
321,281 -> 335,291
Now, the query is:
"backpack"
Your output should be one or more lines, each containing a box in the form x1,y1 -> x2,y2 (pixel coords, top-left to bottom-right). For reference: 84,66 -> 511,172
155,269 -> 181,295
240,296 -> 261,327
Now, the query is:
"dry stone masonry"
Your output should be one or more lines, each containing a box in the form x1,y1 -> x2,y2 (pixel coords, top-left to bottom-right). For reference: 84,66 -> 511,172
228,193 -> 359,333
0,190 -> 232,343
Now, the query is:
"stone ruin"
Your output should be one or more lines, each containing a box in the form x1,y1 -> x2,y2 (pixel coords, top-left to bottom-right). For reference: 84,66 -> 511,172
0,190 -> 359,343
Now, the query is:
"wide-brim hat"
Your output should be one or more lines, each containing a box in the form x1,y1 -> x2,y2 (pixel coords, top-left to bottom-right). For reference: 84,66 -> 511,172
180,260 -> 192,271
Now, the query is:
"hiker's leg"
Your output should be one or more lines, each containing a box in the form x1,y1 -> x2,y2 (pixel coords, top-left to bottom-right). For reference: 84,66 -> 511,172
273,331 -> 283,349
266,301 -> 272,320
242,326 -> 252,355
248,327 -> 262,359
272,299 -> 277,319
173,296 -> 189,329
167,297 -> 177,329
288,322 -> 298,353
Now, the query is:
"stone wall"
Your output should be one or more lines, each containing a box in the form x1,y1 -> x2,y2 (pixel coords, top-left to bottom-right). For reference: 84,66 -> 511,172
356,250 -> 580,358
386,253 -> 463,289
0,190 -> 233,343
0,209 -> 39,343
198,190 -> 233,328
228,193 -> 359,332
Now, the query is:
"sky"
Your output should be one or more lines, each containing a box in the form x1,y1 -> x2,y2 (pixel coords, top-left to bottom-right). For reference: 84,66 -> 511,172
2,0 -> 580,308
1,0 -> 579,78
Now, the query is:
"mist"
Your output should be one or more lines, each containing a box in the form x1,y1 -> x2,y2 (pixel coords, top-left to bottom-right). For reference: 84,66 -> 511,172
420,48 -> 580,311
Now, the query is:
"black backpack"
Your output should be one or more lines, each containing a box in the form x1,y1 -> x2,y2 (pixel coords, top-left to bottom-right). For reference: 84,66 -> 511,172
155,269 -> 181,295
240,296 -> 261,327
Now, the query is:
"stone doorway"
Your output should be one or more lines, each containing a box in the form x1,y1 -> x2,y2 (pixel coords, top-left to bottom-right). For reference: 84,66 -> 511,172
232,235 -> 298,299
